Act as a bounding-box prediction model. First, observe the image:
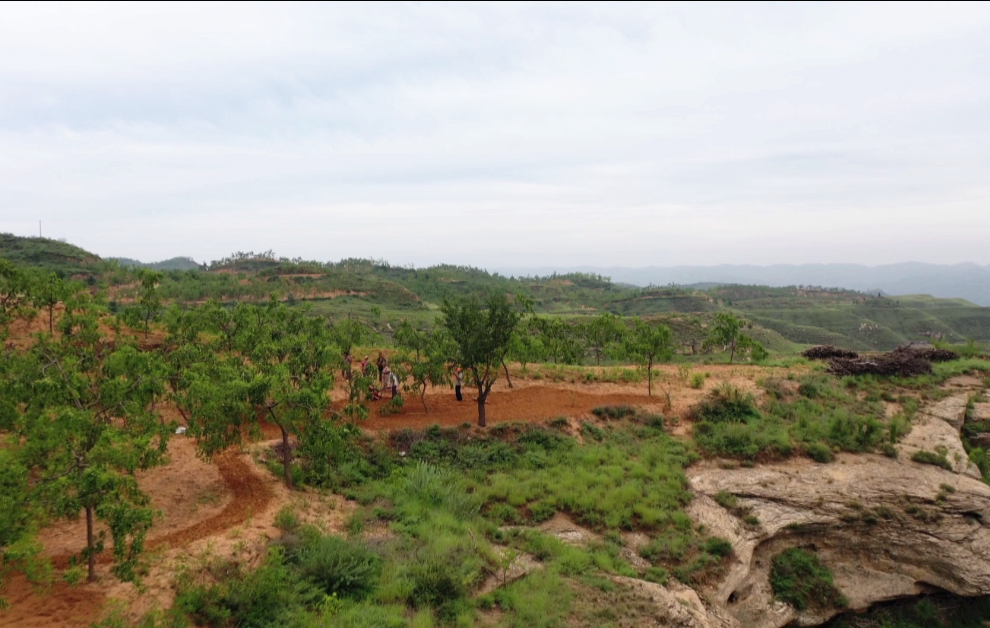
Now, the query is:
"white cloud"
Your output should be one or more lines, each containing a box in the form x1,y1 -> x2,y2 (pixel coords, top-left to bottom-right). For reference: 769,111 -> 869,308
1,2 -> 989,266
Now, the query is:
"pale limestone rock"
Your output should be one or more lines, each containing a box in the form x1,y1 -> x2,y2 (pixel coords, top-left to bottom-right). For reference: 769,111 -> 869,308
689,453 -> 990,628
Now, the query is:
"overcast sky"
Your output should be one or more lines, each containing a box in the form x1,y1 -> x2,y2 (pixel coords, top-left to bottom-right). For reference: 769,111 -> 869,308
1,2 -> 989,268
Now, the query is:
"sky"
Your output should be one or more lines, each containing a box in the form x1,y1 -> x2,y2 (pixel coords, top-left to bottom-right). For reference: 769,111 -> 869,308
1,2 -> 989,268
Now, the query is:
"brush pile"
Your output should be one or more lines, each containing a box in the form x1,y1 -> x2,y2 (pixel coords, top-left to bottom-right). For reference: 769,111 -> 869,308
824,343 -> 962,377
827,352 -> 934,377
891,345 -> 959,363
802,345 -> 859,360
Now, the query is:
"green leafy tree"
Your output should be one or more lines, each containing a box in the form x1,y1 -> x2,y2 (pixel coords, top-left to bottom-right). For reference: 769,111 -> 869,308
0,260 -> 36,329
529,316 -> 583,365
135,269 -> 164,337
182,298 -> 338,488
32,272 -> 72,335
708,313 -> 744,363
507,327 -> 546,373
737,334 -> 770,363
7,294 -> 171,583
394,321 -> 452,413
441,292 -> 524,427
583,312 -> 625,365
624,319 -> 674,396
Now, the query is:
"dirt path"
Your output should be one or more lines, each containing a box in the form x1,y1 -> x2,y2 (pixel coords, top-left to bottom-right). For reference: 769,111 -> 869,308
1,446 -> 276,628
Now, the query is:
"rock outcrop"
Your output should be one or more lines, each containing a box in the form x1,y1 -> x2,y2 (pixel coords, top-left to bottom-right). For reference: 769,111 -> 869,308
687,388 -> 990,628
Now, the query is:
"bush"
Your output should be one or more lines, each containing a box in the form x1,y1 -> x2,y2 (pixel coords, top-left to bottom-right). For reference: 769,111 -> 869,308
692,384 -> 760,424
911,450 -> 953,471
292,533 -> 382,599
703,537 -> 733,558
591,405 -> 636,420
805,442 -> 834,463
713,491 -> 738,510
770,547 -> 846,611
798,383 -> 819,399
690,373 -> 706,389
409,553 -> 467,614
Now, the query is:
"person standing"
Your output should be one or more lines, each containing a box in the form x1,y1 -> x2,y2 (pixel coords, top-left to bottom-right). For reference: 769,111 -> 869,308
376,352 -> 387,383
389,368 -> 399,398
455,367 -> 463,402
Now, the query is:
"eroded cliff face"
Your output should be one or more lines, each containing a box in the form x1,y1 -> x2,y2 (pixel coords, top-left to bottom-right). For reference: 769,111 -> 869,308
686,388 -> 990,628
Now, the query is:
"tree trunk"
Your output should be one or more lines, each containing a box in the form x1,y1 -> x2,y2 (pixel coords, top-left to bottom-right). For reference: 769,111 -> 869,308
421,385 -> 429,413
86,505 -> 96,582
280,424 -> 293,489
502,360 -> 513,388
647,358 -> 653,397
49,304 -> 54,335
477,384 -> 487,427
729,340 -> 736,364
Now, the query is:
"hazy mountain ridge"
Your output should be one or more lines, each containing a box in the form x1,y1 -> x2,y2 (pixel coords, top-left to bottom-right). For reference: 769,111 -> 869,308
493,263 -> 990,306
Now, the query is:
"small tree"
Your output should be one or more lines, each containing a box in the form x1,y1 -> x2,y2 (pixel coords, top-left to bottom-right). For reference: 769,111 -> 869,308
393,321 -> 451,413
9,295 -> 171,583
529,316 -> 583,364
624,319 -> 673,396
583,312 -> 625,365
32,272 -> 72,335
709,313 -> 744,363
441,292 -> 523,427
135,269 -> 164,338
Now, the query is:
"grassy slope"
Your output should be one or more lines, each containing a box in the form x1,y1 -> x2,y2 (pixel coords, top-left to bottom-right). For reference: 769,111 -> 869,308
5,233 -> 990,354
0,233 -> 101,276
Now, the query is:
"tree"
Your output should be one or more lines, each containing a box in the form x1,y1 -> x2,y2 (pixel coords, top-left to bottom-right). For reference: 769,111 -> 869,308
583,312 -> 625,365
624,319 -> 673,396
507,327 -> 546,373
135,269 -> 164,338
8,293 -> 171,583
32,272 -> 72,335
708,313 -> 744,363
441,292 -> 523,427
529,316 -> 583,364
0,260 -> 36,328
393,321 -> 451,413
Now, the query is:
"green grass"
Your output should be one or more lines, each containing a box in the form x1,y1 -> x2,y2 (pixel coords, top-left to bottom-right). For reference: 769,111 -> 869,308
770,547 -> 846,611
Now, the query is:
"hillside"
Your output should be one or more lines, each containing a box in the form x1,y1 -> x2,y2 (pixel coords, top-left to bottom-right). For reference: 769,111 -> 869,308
0,232 -> 101,276
495,262 -> 990,306
108,256 -> 202,271
5,233 -> 990,353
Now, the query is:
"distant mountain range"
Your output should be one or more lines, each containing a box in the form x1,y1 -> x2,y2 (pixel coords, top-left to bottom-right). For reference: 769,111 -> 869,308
492,263 -> 990,306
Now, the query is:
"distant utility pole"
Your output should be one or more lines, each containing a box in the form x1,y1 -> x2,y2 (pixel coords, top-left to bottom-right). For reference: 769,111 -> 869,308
39,221 -> 42,237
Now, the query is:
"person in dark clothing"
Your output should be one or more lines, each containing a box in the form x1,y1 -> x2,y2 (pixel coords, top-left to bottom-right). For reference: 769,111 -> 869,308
376,352 -> 387,382
455,367 -> 463,401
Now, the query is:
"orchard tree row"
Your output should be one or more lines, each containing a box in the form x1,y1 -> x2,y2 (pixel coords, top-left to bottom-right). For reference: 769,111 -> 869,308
0,259 -> 766,604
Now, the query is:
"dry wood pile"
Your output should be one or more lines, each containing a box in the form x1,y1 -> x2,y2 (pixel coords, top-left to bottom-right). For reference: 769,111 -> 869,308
890,345 -> 959,363
802,345 -> 859,360
826,349 -> 937,377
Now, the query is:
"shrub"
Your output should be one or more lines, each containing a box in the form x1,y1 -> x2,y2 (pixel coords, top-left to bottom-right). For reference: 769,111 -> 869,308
643,566 -> 669,585
703,537 -> 733,558
970,448 -> 990,480
805,442 -> 834,463
713,491 -> 738,510
798,383 -> 819,399
911,450 -> 952,471
591,405 -> 636,420
409,554 -> 466,614
274,506 -> 300,533
293,533 -> 382,600
770,548 -> 846,611
690,373 -> 706,389
693,384 -> 760,424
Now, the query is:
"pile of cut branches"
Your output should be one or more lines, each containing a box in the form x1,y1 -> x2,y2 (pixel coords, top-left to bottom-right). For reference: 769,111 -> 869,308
827,352 -> 933,377
802,345 -> 859,360
890,345 -> 959,363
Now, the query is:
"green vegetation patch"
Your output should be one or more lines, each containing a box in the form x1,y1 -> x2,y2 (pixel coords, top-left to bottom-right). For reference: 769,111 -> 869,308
770,547 -> 846,611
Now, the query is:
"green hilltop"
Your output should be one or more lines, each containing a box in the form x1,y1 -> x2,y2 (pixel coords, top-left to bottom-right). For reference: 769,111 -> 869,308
3,233 -> 989,353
